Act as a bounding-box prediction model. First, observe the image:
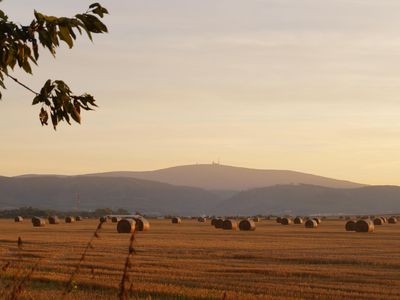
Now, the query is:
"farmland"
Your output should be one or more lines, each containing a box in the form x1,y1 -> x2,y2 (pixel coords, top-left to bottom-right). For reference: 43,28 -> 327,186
1,219 -> 400,299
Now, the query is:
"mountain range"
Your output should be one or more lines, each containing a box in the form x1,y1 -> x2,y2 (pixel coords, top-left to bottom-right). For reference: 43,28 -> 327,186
86,164 -> 363,190
1,164 -> 400,215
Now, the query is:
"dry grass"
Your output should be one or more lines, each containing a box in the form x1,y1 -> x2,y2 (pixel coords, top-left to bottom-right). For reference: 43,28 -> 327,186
0,219 -> 400,299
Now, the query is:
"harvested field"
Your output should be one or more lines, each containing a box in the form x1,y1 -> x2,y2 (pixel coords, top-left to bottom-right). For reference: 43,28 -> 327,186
1,219 -> 400,299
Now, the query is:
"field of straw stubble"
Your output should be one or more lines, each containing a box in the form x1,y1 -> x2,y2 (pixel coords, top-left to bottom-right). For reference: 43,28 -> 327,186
1,218 -> 400,299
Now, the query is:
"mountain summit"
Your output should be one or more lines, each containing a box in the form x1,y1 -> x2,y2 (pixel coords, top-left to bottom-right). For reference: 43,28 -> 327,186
88,164 -> 364,190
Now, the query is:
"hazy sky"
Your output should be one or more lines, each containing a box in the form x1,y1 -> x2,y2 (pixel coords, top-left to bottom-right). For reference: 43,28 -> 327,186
2,0 -> 400,185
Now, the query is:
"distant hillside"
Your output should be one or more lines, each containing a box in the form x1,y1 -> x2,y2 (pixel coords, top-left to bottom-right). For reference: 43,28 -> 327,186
215,184 -> 400,215
0,176 -> 221,215
0,176 -> 399,215
88,164 -> 364,190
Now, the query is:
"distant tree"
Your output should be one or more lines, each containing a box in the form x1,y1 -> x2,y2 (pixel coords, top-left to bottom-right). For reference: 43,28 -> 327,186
115,208 -> 130,215
0,2 -> 108,129
94,207 -> 113,216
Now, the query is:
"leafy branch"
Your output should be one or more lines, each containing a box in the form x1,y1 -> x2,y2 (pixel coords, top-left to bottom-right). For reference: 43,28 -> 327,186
0,3 -> 108,129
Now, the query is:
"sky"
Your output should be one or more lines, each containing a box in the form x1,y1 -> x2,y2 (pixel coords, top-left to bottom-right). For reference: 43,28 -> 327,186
1,0 -> 400,185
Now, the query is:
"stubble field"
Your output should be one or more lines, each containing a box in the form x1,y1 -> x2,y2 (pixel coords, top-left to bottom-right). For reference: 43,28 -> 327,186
0,218 -> 400,299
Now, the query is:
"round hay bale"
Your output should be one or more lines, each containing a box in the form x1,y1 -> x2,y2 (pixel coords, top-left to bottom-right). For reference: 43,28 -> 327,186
112,216 -> 121,223
252,217 -> 260,222
239,219 -> 256,231
281,217 -> 292,225
211,218 -> 218,226
32,217 -> 45,227
117,219 -> 136,233
48,216 -> 60,224
305,219 -> 318,228
99,216 -> 108,223
171,217 -> 181,224
313,218 -> 322,224
65,216 -> 75,223
293,217 -> 303,224
345,220 -> 356,231
373,218 -> 383,225
388,217 -> 398,224
197,217 -> 206,223
76,216 -> 83,221
276,217 -> 282,224
222,219 -> 238,230
14,216 -> 23,222
355,219 -> 374,233
133,217 -> 150,231
214,218 -> 224,229
381,217 -> 388,223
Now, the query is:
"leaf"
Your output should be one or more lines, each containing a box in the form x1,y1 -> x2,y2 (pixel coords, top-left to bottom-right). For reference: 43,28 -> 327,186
58,25 -> 73,48
32,95 -> 41,105
89,3 -> 100,9
39,108 -> 48,125
71,105 -> 81,123
34,10 -> 44,22
32,39 -> 39,60
22,60 -> 32,74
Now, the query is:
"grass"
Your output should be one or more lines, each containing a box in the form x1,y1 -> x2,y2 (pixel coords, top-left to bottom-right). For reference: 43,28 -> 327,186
0,219 -> 399,299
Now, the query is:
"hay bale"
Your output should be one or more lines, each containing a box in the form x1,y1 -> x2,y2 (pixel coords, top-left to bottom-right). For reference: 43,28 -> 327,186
373,218 -> 383,225
313,218 -> 322,224
222,219 -> 238,230
388,217 -> 398,224
65,216 -> 75,223
281,217 -> 292,225
305,219 -> 318,228
276,217 -> 282,224
355,219 -> 374,233
239,219 -> 256,231
381,217 -> 388,223
294,217 -> 303,224
117,219 -> 136,233
48,216 -> 60,224
99,216 -> 108,223
214,218 -> 224,229
211,218 -> 218,226
112,216 -> 121,223
133,217 -> 150,231
14,216 -> 23,222
76,216 -> 83,221
345,220 -> 356,231
32,217 -> 45,227
252,217 -> 260,222
197,217 -> 206,223
171,217 -> 181,224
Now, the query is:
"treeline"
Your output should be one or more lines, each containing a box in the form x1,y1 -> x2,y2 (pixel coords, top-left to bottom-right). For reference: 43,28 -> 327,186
0,207 -> 131,218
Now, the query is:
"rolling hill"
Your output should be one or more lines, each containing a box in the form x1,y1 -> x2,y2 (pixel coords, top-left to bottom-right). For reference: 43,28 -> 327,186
2,165 -> 398,215
215,184 -> 400,215
0,175 -> 399,216
87,164 -> 364,190
0,176 -> 221,215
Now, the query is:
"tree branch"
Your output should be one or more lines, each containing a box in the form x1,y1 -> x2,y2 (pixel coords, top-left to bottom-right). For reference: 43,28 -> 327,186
6,74 -> 38,95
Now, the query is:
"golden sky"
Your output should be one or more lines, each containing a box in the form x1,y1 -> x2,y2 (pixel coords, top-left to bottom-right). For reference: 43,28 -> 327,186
2,0 -> 400,185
